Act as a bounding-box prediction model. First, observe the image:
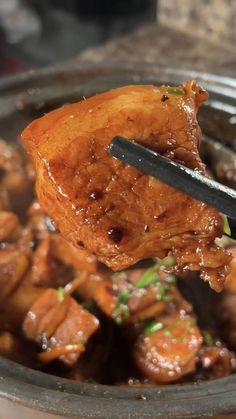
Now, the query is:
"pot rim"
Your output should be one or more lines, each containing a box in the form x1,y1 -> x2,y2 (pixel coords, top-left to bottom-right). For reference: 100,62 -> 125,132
0,357 -> 236,418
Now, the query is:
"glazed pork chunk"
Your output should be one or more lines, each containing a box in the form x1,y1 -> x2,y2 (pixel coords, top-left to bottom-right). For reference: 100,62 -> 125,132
22,82 -> 231,291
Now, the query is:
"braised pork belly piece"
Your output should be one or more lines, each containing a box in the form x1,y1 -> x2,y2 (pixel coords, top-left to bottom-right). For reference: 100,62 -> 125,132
23,289 -> 99,365
22,82 -> 231,291
133,313 -> 202,383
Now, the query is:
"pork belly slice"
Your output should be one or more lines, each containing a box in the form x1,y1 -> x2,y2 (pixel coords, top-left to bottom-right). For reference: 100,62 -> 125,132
133,314 -> 202,383
22,82 -> 231,291
23,289 -> 99,365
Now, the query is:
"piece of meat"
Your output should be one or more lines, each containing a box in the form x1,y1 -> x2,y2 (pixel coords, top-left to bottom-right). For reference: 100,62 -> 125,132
133,314 -> 202,383
28,201 -> 98,274
2,280 -> 42,328
0,248 -> 29,302
218,293 -> 236,350
28,200 -> 97,287
217,246 -> 236,349
0,139 -> 22,172
50,234 -> 97,274
0,211 -> 22,242
199,345 -> 235,379
224,246 -> 236,292
3,171 -> 33,219
76,263 -> 191,326
22,82 -> 231,290
0,244 -> 42,328
0,185 -> 10,211
23,288 -> 99,365
28,201 -> 53,241
0,255 -> 42,328
0,140 -> 33,219
31,233 -> 97,287
31,236 -> 57,287
0,140 -> 22,212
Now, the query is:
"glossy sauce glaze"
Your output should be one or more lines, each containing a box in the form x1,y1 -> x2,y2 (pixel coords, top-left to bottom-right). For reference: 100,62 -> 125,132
22,83 -> 231,291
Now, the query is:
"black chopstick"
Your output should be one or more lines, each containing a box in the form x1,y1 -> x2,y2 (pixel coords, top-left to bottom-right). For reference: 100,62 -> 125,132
109,136 -> 236,220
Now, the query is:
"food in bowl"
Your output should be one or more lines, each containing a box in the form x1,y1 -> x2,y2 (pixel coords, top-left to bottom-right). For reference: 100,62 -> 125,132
0,82 -> 235,385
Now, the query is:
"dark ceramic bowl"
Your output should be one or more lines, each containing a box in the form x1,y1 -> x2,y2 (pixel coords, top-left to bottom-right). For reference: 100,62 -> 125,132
0,63 -> 236,419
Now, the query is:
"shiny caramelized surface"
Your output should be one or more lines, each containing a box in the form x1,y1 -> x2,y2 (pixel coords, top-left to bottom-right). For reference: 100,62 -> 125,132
22,83 -> 230,291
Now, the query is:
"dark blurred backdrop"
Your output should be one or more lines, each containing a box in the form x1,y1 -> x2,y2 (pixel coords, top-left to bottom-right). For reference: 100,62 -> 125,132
0,0 -> 157,75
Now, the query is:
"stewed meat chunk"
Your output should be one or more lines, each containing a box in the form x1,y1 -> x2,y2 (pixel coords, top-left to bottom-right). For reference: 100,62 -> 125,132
23,289 -> 99,365
22,82 -> 231,291
133,314 -> 202,383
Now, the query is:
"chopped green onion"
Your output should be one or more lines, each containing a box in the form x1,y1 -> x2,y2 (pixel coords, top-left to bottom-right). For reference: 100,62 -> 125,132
166,87 -> 183,95
144,321 -> 163,335
117,289 -> 129,304
135,257 -> 176,289
156,282 -> 166,301
112,289 -> 130,325
202,330 -> 213,347
215,235 -> 236,248
135,267 -> 158,288
222,214 -> 231,236
112,304 -> 129,325
161,256 -> 176,268
57,287 -> 65,302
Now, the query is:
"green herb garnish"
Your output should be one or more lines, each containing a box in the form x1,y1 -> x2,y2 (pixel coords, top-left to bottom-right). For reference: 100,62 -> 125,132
166,87 -> 183,95
117,289 -> 129,304
222,214 -> 231,236
57,287 -> 65,302
112,304 -> 129,325
135,262 -> 177,303
202,330 -> 214,347
215,235 -> 236,248
156,282 -> 166,301
112,289 -> 130,325
144,321 -> 164,335
161,256 -> 176,268
135,267 -> 159,288
135,256 -> 176,290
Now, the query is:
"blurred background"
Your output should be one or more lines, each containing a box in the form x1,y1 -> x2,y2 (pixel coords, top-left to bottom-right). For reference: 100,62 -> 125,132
0,0 -> 235,77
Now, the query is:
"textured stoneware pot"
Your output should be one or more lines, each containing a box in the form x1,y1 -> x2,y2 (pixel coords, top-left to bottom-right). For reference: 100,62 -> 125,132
0,63 -> 235,418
